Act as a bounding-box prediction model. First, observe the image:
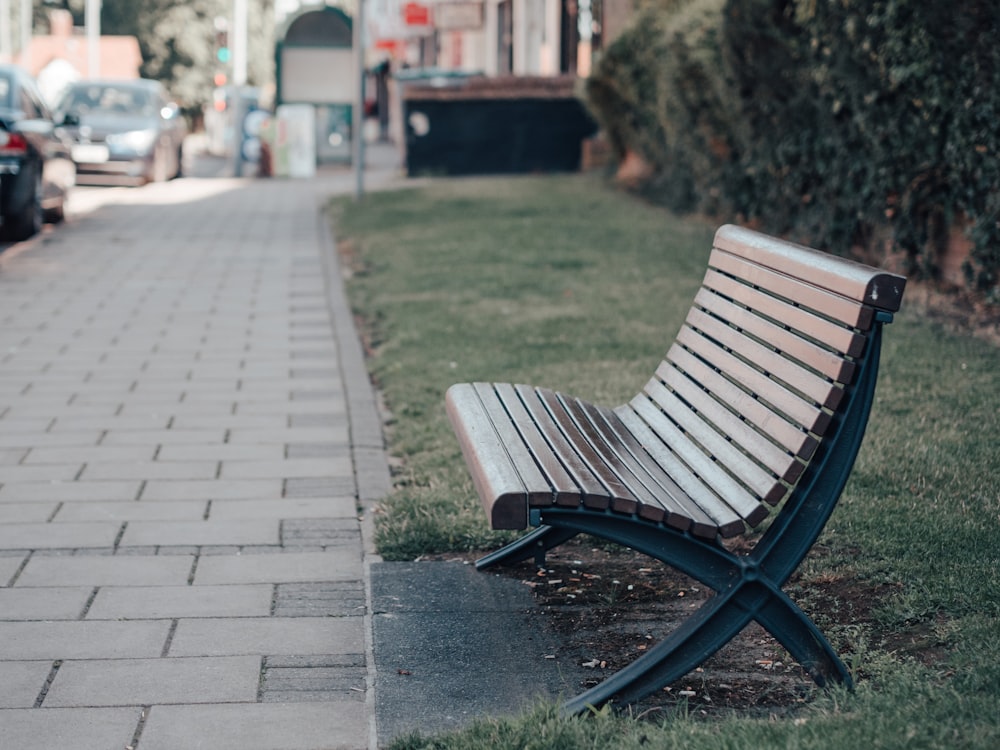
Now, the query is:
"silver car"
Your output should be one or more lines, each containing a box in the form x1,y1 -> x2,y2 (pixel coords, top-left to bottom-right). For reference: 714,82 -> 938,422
57,79 -> 187,186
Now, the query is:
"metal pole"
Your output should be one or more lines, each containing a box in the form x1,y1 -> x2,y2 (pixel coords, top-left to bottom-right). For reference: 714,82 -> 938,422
0,0 -> 11,62
19,0 -> 30,61
232,0 -> 248,87
86,0 -> 101,79
352,0 -> 365,200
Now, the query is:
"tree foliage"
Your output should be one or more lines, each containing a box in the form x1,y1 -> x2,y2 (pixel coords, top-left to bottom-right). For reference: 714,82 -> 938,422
38,0 -> 275,112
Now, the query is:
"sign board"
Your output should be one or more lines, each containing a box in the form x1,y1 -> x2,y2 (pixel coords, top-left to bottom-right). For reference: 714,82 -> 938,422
434,2 -> 484,30
280,48 -> 355,104
403,2 -> 431,26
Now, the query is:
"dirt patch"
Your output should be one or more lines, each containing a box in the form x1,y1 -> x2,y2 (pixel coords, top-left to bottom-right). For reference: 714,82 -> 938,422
426,538 -> 927,719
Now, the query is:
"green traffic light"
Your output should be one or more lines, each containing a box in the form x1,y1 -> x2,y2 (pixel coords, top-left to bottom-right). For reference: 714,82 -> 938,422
217,47 -> 231,63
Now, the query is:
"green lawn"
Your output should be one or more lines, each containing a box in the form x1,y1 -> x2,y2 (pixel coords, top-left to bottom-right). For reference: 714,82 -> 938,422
330,174 -> 1000,749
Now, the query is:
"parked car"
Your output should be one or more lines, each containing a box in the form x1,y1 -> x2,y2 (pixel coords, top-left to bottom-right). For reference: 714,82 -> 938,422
0,64 -> 75,241
56,79 -> 187,186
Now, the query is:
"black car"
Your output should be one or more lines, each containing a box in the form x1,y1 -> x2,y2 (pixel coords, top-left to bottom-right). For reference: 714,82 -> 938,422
56,79 -> 187,186
0,64 -> 74,241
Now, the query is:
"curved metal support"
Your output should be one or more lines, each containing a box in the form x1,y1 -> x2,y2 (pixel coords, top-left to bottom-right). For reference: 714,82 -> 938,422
475,525 -> 578,570
476,319 -> 888,712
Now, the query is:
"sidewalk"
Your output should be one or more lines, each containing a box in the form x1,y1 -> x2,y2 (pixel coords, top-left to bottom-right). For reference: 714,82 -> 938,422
0,145 -> 399,750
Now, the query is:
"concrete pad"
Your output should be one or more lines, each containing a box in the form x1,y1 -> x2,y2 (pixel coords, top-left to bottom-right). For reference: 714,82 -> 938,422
44,656 -> 261,706
139,702 -> 368,750
372,561 -> 584,742
17,554 -> 194,588
157,444 -> 285,461
0,707 -> 140,750
194,550 -> 362,585
169,616 -> 364,657
0,620 -> 170,659
0,661 -> 51,708
88,584 -> 273,620
119,519 -> 279,547
0,522 -> 122,550
80,460 -> 218,481
0,586 -> 92,620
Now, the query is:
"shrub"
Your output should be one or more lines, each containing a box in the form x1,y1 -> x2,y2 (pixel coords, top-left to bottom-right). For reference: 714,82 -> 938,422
585,0 -> 1000,295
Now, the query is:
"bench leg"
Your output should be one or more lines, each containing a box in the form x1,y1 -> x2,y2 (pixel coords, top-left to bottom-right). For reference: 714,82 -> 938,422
475,525 -> 579,570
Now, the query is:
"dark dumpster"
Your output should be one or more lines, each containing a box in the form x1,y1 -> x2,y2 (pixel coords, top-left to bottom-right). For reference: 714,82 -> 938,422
402,75 -> 598,176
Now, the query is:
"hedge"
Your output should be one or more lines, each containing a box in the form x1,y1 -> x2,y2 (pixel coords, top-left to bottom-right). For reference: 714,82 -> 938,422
585,0 -> 1000,297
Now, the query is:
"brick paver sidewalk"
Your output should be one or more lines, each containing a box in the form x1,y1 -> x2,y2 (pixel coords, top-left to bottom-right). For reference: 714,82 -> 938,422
0,159 -> 394,749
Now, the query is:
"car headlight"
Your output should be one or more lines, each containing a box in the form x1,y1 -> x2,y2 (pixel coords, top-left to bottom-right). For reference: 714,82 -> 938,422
105,128 -> 158,154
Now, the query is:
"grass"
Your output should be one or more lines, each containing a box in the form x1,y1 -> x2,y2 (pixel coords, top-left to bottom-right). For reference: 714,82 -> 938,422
330,174 -> 1000,749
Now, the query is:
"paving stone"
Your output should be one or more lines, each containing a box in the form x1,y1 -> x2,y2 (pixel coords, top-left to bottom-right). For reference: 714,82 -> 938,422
0,430 -> 104,448
193,550 -> 362,585
228,427 -> 349,445
22,445 -> 156,464
16,554 -> 195,587
0,661 -> 52,708
54,500 -> 208,522
209,497 -> 356,520
0,555 -> 26,584
281,519 -> 361,547
169,617 -> 364,657
0,620 -> 170,659
44,655 -> 261,707
0,522 -> 122,550
0,480 -> 142,502
90,581 -> 270,619
220,457 -> 353,480
0,464 -> 82,482
100,428 -> 227,445
139,702 -> 367,750
119,519 -> 279,547
141,479 -> 282,501
0,586 -> 92,620
284,477 -> 356,498
272,581 -> 365,617
0,503 -> 56,523
80,460 -> 218,481
157,444 -> 285,462
0,707 -> 140,750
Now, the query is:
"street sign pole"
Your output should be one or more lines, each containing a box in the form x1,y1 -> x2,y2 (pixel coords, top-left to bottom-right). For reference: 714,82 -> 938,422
353,0 -> 365,200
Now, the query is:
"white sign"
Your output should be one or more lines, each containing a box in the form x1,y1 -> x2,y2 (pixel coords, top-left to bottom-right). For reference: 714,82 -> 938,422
434,2 -> 483,31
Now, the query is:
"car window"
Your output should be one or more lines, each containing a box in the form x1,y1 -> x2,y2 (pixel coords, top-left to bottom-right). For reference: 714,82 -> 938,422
63,85 -> 155,116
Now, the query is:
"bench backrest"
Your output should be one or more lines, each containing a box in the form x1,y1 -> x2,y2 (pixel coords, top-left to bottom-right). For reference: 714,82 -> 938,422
621,224 -> 906,536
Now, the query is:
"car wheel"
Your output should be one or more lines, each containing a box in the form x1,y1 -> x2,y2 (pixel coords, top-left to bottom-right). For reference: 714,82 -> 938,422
4,172 -> 43,241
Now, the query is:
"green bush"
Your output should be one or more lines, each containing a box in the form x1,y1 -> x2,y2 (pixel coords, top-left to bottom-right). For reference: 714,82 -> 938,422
585,0 -> 1000,296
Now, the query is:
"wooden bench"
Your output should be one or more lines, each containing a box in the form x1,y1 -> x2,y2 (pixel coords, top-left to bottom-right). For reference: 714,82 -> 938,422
445,224 -> 906,713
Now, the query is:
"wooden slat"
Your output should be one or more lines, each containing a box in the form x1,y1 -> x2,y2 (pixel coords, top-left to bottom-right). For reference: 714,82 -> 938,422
511,384 -> 611,508
709,250 -> 875,330
536,388 -> 637,510
490,383 -> 580,507
445,384 -> 531,529
675,326 -> 831,435
580,401 -> 718,536
702,269 -> 867,358
615,403 -> 749,537
629,395 -> 770,526
694,288 -> 857,384
667,344 -> 818,460
643,379 -> 787,505
685,308 -> 844,411
714,224 -> 906,312
653,360 -> 805,486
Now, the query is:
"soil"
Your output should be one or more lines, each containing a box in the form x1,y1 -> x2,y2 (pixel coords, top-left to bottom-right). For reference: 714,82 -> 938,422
426,537 -> 944,720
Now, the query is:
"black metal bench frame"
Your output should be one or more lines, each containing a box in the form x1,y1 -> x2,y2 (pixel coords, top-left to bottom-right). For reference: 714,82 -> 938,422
446,225 -> 906,713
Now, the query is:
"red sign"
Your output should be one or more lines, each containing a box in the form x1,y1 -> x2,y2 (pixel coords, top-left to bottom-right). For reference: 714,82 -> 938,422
403,2 -> 431,26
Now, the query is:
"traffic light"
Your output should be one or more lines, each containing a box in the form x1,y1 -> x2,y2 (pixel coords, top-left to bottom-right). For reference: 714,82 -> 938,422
214,17 -> 230,64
